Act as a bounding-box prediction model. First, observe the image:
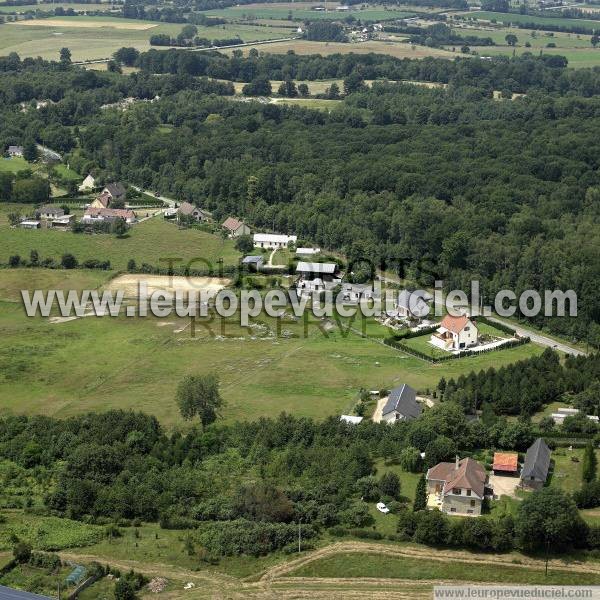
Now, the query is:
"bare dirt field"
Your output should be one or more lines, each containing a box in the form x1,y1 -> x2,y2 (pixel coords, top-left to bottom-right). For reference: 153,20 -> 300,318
14,18 -> 158,29
105,274 -> 231,299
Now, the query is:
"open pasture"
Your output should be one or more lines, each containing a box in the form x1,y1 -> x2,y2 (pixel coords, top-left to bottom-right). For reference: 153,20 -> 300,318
0,278 -> 544,427
462,10 -> 600,32
226,38 -> 458,59
204,2 -> 415,22
0,216 -> 241,271
1,17 -> 292,61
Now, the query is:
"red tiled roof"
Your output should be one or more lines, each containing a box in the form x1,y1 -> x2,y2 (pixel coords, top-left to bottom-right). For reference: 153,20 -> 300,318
222,216 -> 244,231
493,452 -> 519,472
85,207 -> 135,220
427,457 -> 486,498
440,314 -> 470,334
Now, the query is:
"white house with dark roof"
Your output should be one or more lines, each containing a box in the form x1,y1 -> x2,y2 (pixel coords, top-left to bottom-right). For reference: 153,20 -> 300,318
520,438 -> 551,490
381,384 -> 421,423
37,205 -> 65,220
295,261 -> 340,297
430,314 -> 478,351
8,145 -> 23,157
392,289 -> 432,319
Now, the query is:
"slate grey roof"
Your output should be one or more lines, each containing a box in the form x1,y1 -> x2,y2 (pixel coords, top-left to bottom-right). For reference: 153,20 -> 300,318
242,255 -> 263,264
521,438 -> 551,482
382,384 -> 421,419
0,585 -> 51,599
104,182 -> 126,198
296,261 -> 337,275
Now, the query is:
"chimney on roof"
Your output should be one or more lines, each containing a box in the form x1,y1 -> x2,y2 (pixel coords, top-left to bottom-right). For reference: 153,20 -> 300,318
455,455 -> 460,470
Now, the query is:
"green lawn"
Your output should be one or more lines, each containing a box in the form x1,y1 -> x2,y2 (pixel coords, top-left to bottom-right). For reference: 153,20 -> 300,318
0,157 -> 30,173
289,552 -> 600,584
0,217 -> 241,271
52,163 -> 81,181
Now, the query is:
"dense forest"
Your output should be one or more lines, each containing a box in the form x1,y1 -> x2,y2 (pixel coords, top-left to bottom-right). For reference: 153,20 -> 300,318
1,51 -> 600,344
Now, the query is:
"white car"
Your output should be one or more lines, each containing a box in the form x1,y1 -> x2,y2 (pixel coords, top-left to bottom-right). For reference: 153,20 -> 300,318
376,502 -> 390,514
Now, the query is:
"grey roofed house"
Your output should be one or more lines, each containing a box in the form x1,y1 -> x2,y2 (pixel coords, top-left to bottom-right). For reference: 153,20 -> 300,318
520,438 -> 551,488
395,289 -> 432,318
295,261 -> 337,275
382,384 -> 422,422
103,182 -> 126,199
8,145 -> 23,157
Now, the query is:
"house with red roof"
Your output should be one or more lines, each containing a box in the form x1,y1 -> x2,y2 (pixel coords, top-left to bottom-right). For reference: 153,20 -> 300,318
492,452 -> 519,475
426,456 -> 487,516
222,217 -> 250,238
430,313 -> 478,352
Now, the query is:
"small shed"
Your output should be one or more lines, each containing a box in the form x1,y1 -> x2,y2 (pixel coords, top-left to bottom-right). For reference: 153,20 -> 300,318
492,452 -> 519,475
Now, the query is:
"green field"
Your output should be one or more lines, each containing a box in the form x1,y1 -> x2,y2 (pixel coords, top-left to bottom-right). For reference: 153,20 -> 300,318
289,552 -> 600,584
0,157 -> 30,173
0,281 -> 544,427
204,3 -> 414,22
0,17 -> 292,61
464,10 -> 600,32
0,217 -> 240,271
0,2 -> 116,13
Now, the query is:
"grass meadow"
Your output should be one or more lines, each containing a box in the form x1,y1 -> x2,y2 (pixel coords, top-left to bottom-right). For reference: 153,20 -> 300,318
464,10 -> 600,32
0,16 -> 292,61
0,278 -> 544,427
0,216 -> 241,271
204,3 -> 414,22
289,552 -> 600,584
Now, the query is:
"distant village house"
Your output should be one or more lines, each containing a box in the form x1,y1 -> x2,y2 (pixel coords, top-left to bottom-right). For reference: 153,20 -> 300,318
177,202 -> 211,223
222,217 -> 251,238
78,174 -> 96,192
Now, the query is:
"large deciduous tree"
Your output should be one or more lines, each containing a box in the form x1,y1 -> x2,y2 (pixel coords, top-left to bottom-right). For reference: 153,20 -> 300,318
176,373 -> 223,427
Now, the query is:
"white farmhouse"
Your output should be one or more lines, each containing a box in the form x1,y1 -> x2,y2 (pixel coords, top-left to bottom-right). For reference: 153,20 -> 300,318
253,233 -> 297,249
430,314 -> 478,351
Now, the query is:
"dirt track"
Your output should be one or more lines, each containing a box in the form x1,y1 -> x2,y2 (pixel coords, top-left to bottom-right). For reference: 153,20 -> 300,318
60,540 -> 600,599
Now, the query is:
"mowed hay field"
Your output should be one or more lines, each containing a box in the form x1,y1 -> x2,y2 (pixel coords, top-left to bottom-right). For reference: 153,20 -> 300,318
0,280 -> 544,427
227,39 -> 458,59
0,217 -> 240,271
1,17 -> 292,61
449,25 -> 600,68
204,2 -> 415,21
